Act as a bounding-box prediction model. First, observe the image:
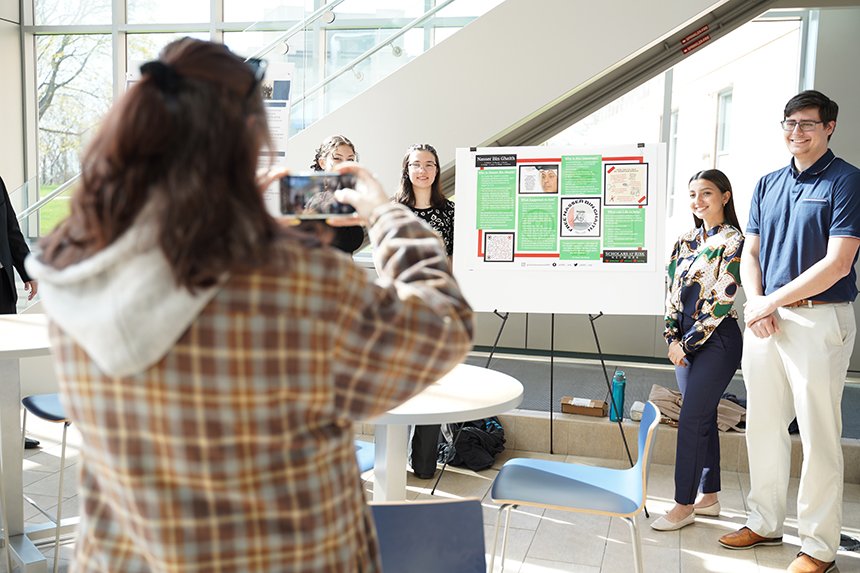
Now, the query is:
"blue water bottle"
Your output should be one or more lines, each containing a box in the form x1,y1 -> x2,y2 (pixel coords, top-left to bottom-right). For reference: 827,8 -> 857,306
609,370 -> 626,422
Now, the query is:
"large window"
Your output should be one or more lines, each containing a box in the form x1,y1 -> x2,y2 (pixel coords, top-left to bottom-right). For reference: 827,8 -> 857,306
546,17 -> 801,249
26,0 -> 492,205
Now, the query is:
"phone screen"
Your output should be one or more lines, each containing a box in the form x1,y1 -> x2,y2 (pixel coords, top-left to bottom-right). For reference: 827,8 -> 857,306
279,172 -> 357,219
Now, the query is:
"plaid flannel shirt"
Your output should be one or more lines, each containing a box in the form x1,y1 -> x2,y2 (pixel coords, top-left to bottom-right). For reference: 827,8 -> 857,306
48,204 -> 473,572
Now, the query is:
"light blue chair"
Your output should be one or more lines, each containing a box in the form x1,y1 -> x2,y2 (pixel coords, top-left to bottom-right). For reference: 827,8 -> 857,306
370,498 -> 486,573
354,439 -> 375,474
488,401 -> 661,573
21,393 -> 71,573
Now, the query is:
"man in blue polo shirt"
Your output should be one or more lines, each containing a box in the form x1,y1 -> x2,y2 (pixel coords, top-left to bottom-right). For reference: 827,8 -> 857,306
718,90 -> 860,573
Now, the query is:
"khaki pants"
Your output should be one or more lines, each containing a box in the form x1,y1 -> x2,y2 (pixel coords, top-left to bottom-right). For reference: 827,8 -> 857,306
742,302 -> 855,561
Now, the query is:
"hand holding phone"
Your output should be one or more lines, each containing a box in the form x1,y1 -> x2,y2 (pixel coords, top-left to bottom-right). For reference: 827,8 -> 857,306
328,163 -> 390,226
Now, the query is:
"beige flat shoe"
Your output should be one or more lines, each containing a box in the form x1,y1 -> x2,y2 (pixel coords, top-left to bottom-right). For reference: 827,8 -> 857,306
650,512 -> 695,531
693,501 -> 720,516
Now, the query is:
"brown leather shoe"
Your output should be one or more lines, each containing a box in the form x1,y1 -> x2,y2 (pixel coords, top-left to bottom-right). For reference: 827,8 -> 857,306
718,526 -> 782,550
787,552 -> 837,573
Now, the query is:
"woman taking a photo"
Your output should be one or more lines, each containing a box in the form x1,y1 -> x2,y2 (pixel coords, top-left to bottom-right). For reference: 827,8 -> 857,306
652,169 -> 744,531
27,39 -> 473,572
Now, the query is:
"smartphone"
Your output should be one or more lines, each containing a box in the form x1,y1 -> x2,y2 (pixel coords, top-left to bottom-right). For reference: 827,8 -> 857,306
279,172 -> 357,218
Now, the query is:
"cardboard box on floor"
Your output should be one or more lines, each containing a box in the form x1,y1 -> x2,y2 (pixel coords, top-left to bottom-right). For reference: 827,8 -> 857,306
560,396 -> 608,417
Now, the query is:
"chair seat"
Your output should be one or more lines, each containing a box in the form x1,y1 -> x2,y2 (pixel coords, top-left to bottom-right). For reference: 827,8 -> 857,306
21,394 -> 68,423
491,457 -> 643,516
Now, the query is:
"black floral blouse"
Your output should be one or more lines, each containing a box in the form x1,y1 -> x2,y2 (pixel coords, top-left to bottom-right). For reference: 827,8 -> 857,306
408,200 -> 455,256
664,223 -> 743,354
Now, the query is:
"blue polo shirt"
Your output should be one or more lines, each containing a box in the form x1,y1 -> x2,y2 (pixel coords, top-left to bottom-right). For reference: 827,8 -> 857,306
747,149 -> 860,302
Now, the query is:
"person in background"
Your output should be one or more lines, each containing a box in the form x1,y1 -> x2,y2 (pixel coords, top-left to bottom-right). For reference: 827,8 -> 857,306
395,142 -> 455,479
308,134 -> 365,254
652,169 -> 743,532
1,175 -> 41,448
26,38 -> 473,572
0,175 -> 37,314
719,90 -> 860,573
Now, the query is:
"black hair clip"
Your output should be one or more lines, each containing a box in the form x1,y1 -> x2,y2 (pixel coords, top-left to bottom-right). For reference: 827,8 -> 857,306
140,60 -> 182,94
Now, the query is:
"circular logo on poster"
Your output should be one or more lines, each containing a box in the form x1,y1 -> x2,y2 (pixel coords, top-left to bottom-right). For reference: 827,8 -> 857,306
562,199 -> 598,234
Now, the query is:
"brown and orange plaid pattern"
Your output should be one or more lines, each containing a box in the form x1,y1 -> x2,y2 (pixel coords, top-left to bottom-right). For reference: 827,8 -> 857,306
48,204 -> 474,572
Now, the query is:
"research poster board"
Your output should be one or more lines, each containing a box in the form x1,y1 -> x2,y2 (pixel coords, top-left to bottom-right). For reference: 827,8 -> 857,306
453,144 -> 667,315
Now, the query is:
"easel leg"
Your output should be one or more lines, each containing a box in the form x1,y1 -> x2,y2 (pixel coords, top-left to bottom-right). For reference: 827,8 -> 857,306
588,313 -> 648,517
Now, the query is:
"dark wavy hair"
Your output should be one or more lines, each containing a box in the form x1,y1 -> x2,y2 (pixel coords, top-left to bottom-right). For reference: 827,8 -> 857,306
310,135 -> 357,171
395,143 -> 446,208
688,169 -> 741,231
39,38 -> 305,290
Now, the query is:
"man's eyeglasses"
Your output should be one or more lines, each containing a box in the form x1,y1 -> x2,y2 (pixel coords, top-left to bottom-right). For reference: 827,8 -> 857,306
408,162 -> 437,171
245,58 -> 268,97
781,119 -> 824,132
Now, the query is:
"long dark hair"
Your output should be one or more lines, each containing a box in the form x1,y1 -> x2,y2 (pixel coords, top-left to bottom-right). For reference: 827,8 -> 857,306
40,38 -> 290,290
688,169 -> 741,231
396,143 -> 446,208
310,135 -> 357,171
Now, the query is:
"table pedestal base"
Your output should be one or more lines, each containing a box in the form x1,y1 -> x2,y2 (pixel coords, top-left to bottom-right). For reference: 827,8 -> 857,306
372,424 -> 409,501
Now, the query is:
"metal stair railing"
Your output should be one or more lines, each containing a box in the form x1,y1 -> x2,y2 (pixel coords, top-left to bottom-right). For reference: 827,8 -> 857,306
289,0 -> 458,109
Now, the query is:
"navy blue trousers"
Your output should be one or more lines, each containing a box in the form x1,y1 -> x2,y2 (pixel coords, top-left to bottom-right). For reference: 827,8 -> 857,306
673,317 -> 742,504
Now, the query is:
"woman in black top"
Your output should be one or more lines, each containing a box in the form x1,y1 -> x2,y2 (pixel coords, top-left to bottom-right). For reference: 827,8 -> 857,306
307,134 -> 364,254
395,143 -> 454,479
396,143 -> 454,257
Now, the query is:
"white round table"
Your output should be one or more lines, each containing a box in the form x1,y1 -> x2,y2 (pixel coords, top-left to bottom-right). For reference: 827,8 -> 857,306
0,314 -> 53,572
368,363 -> 523,501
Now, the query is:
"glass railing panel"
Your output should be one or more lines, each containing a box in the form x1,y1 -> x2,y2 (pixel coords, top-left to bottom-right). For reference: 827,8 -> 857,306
224,0 -> 309,24
434,0 -> 504,17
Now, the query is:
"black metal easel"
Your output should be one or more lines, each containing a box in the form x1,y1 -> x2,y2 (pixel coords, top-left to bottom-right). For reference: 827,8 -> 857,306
588,312 -> 647,517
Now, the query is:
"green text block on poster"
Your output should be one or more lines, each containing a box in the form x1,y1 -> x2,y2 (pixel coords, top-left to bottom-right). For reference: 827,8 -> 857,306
477,169 -> 516,229
604,208 -> 646,248
560,240 -> 601,261
516,196 -> 558,252
561,155 -> 602,195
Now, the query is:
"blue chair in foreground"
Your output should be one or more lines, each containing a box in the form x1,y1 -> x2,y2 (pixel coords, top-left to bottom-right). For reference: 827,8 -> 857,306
370,498 -> 486,573
354,439 -> 375,474
488,401 -> 661,573
21,393 -> 71,573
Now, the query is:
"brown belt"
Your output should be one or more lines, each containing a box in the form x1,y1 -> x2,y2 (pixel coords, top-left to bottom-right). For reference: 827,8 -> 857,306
783,299 -> 846,308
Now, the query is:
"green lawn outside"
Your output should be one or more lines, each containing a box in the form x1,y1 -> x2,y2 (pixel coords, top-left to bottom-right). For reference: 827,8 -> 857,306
38,184 -> 72,235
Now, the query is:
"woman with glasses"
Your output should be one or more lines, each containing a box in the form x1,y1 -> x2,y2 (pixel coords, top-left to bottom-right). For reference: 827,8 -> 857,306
652,169 -> 744,532
395,143 -> 455,479
396,143 -> 455,258
26,39 -> 473,572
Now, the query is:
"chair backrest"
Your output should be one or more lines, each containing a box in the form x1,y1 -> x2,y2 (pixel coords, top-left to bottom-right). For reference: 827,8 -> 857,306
354,439 -> 375,474
370,498 -> 485,573
636,401 -> 661,502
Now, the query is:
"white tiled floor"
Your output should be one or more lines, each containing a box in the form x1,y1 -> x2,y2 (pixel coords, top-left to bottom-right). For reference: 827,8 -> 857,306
15,418 -> 860,572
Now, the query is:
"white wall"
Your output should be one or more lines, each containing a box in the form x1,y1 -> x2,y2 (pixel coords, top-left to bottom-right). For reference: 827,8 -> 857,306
0,0 -> 24,193
813,7 -> 860,370
285,0 -> 734,192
